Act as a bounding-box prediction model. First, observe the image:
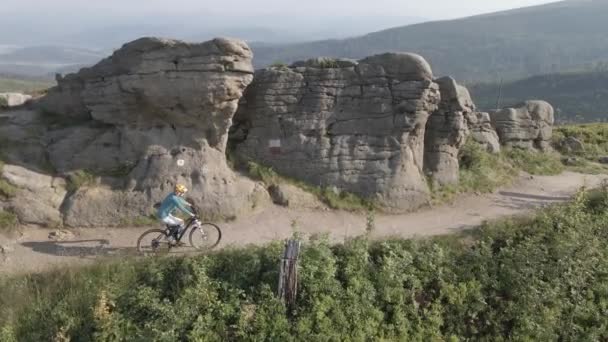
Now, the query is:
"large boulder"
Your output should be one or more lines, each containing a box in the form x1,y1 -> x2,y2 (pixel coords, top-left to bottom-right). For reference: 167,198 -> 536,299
26,37 -> 259,227
424,77 -> 476,186
1,165 -> 66,227
491,100 -> 555,151
233,53 -> 441,212
0,93 -> 32,107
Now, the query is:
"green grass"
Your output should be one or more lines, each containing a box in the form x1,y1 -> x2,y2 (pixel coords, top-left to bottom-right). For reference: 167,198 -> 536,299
0,210 -> 18,232
431,135 -> 597,204
431,140 -> 518,203
3,188 -> 608,340
554,123 -> 608,159
66,170 -> 96,193
247,161 -> 375,211
553,123 -> 608,174
503,148 -> 564,175
0,77 -> 54,94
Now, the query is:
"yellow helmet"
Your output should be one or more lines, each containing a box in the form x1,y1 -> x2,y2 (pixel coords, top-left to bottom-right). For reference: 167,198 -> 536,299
174,184 -> 188,194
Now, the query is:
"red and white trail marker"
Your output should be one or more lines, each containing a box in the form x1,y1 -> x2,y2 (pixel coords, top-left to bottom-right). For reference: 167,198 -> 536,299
269,139 -> 282,155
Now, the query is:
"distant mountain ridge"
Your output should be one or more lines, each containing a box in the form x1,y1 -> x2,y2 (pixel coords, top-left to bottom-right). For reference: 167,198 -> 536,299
469,69 -> 608,123
251,0 -> 608,83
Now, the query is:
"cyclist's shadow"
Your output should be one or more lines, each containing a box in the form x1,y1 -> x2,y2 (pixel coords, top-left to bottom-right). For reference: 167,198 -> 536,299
21,239 -> 137,259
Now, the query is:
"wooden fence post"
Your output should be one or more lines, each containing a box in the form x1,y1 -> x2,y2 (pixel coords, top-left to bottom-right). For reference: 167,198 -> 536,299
278,239 -> 301,309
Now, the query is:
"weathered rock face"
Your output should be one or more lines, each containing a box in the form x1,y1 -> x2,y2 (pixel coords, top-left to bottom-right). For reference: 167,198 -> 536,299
424,77 -> 475,186
469,112 -> 501,154
40,37 -> 253,135
490,100 -> 555,151
0,110 -> 49,172
2,37 -> 261,227
1,165 -> 66,227
233,53 -> 441,212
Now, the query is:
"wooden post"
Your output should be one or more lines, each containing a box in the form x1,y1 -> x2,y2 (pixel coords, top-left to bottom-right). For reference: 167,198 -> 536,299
278,239 -> 301,309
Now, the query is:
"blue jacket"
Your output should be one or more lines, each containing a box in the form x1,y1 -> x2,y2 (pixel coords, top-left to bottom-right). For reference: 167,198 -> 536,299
157,193 -> 194,219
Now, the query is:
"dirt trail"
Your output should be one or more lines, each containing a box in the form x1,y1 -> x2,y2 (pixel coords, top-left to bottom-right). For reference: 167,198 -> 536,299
1,171 -> 605,276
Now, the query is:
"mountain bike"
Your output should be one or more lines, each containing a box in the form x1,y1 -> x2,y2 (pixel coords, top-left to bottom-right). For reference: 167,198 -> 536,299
136,206 -> 222,254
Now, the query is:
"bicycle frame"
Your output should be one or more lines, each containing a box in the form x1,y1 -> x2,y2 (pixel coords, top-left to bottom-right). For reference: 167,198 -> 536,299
168,216 -> 200,242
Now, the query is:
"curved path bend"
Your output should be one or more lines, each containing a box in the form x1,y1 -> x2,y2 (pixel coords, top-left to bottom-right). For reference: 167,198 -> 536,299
1,171 -> 605,276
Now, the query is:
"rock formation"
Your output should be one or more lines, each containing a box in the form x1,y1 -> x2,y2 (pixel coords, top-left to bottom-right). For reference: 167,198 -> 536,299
0,93 -> 32,108
468,112 -> 501,154
0,36 -> 559,228
232,53 -> 441,212
490,100 -> 555,151
424,77 -> 475,186
1,37 -> 268,227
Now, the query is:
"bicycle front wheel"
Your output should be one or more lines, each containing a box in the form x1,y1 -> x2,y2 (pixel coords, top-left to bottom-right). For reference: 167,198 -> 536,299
137,229 -> 171,254
189,223 -> 222,250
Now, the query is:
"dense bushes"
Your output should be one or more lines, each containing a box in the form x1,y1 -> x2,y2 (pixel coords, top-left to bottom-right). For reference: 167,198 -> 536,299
3,187 -> 608,340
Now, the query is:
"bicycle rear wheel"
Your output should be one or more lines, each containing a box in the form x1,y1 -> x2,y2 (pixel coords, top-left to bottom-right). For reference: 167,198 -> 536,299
137,229 -> 171,254
189,223 -> 222,250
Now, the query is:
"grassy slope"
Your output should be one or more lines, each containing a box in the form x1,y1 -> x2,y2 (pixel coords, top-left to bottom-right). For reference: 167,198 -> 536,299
0,77 -> 54,94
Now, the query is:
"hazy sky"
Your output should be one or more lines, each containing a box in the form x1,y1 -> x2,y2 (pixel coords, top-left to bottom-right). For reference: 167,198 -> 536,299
2,0 -> 559,19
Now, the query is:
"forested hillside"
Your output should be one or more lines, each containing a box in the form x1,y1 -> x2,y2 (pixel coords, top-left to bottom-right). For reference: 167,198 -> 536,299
470,70 -> 608,123
252,0 -> 608,83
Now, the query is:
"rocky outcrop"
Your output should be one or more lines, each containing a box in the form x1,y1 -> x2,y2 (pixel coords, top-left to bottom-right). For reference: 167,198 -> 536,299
1,165 -> 66,227
424,77 -> 475,186
0,93 -> 32,108
233,53 -> 441,212
490,100 -> 554,151
3,37 -> 263,227
469,112 -> 501,154
0,36 -> 559,227
558,136 -> 584,154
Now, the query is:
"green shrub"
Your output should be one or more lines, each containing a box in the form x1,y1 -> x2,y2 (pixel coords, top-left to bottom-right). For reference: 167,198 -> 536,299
0,180 -> 17,199
247,161 -> 280,185
0,210 -> 18,232
0,96 -> 7,108
317,58 -> 340,69
3,188 -> 608,340
66,170 -> 96,192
